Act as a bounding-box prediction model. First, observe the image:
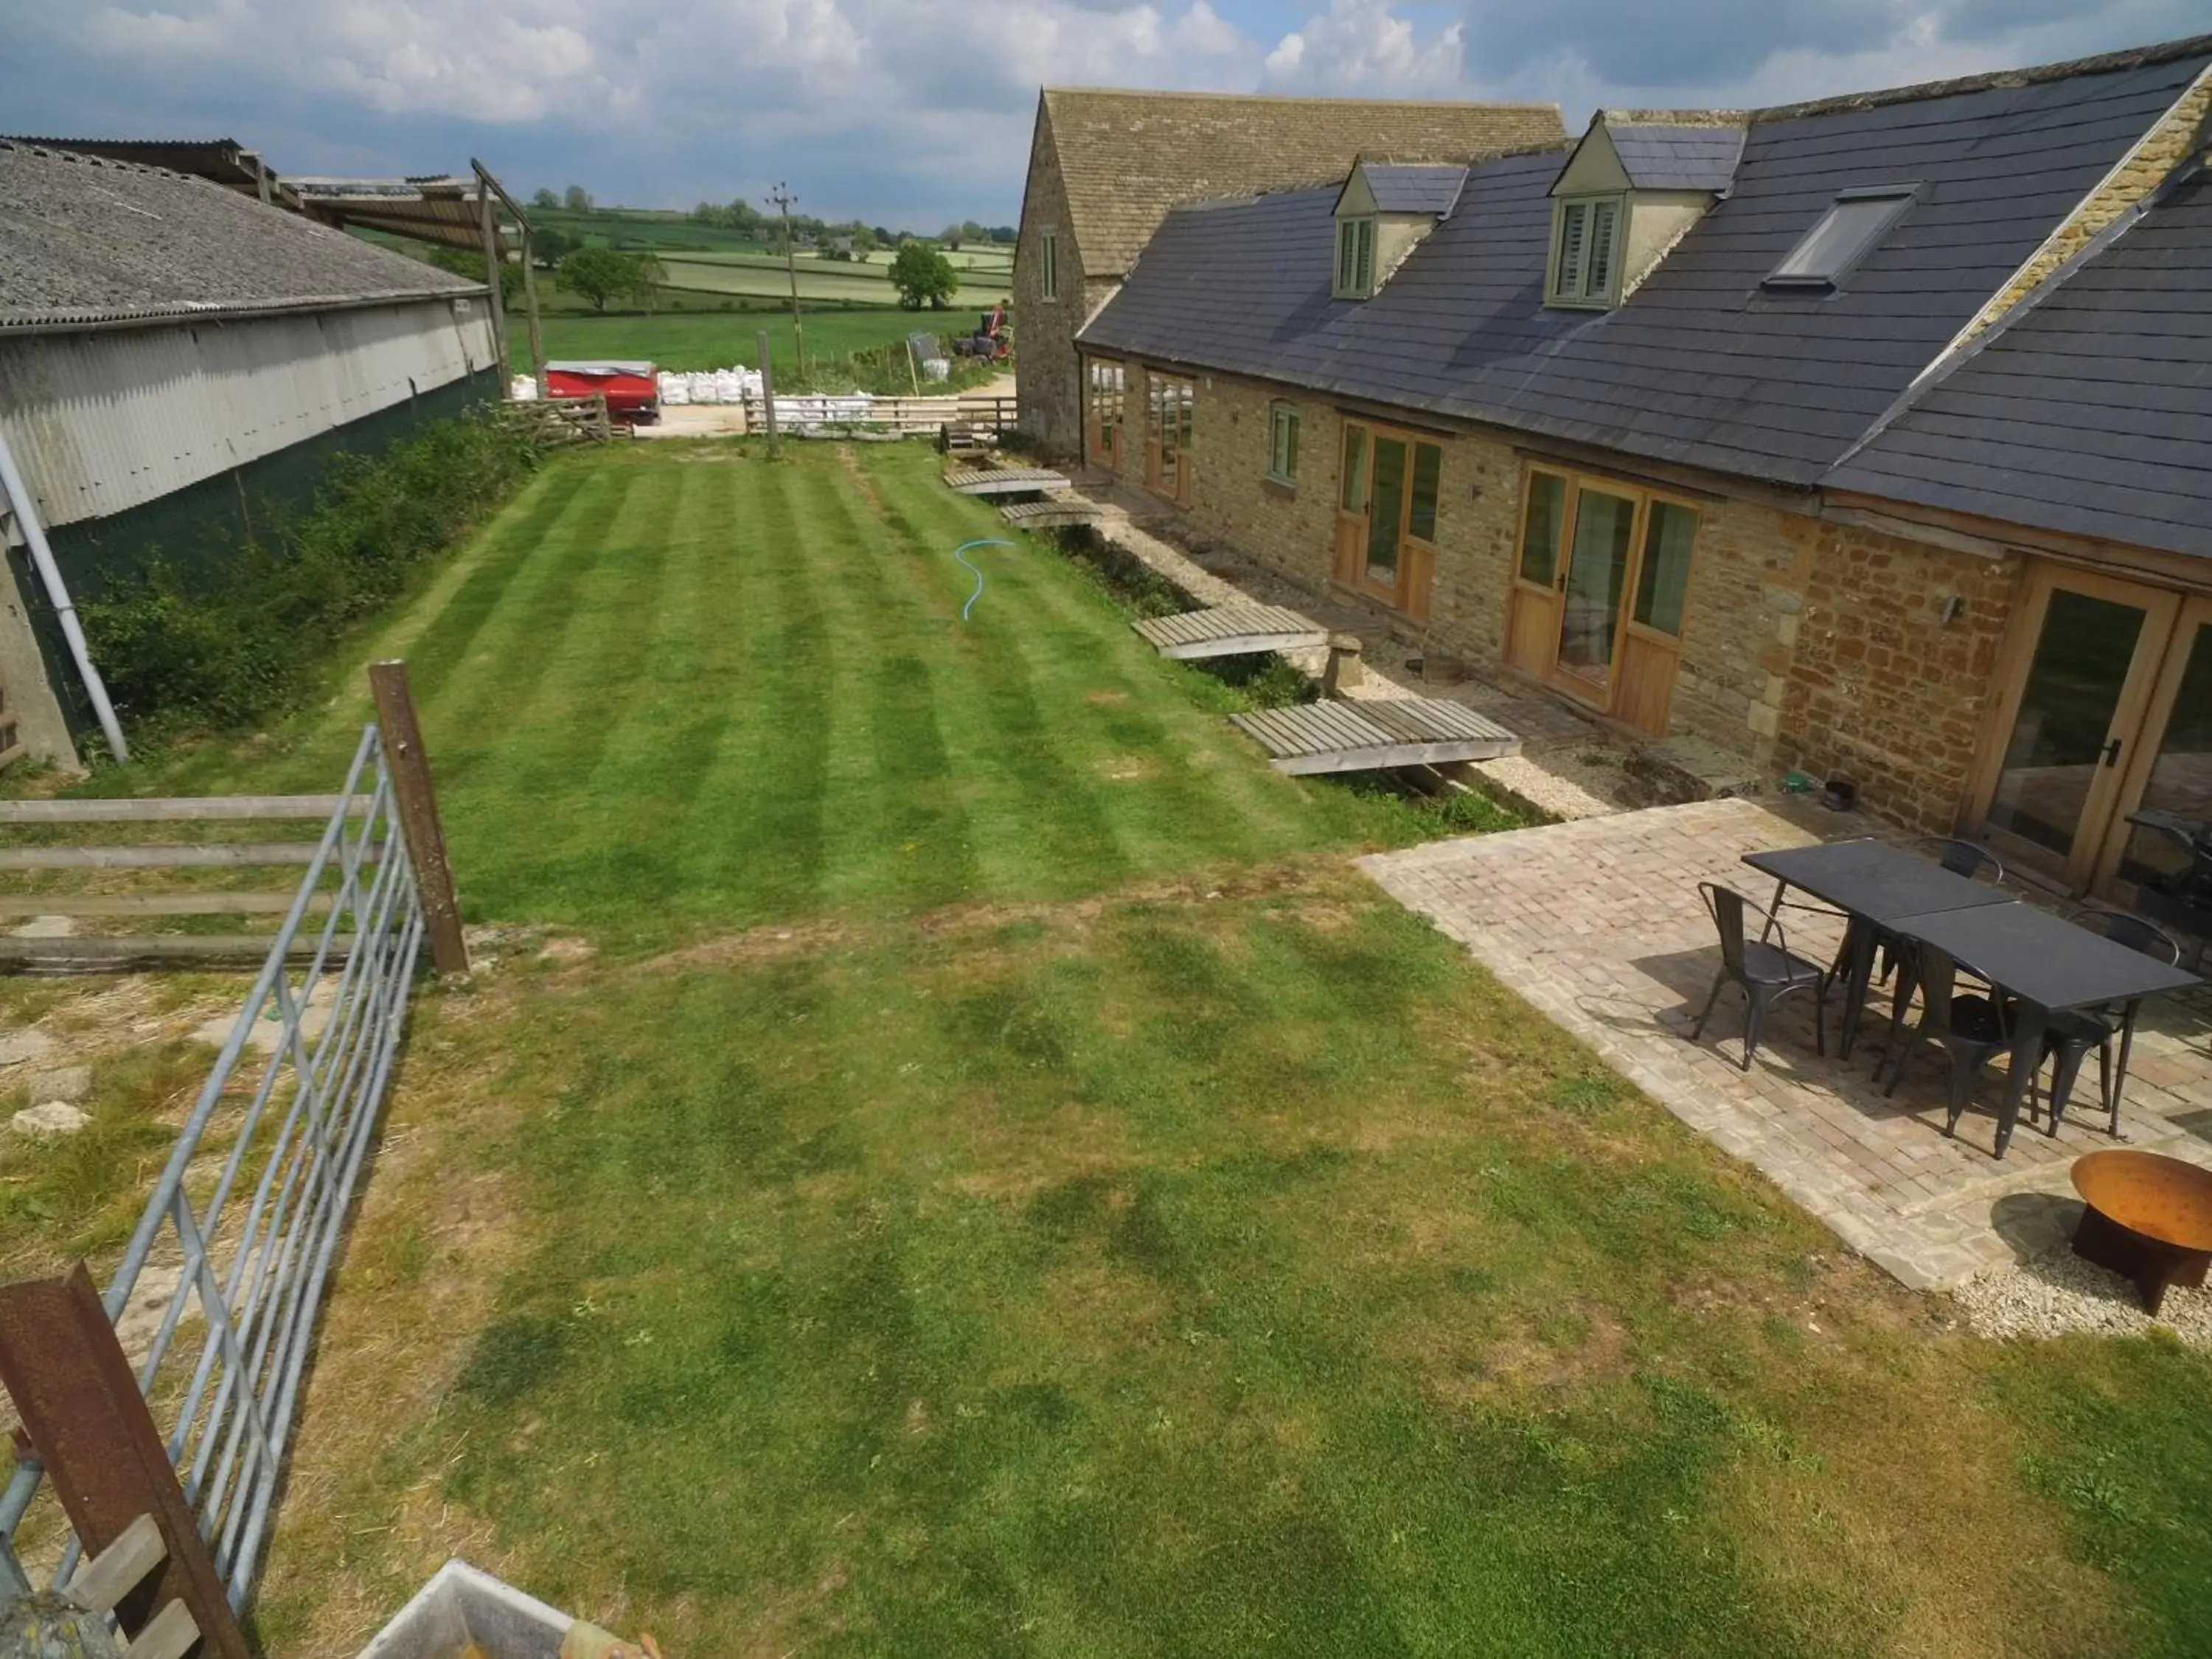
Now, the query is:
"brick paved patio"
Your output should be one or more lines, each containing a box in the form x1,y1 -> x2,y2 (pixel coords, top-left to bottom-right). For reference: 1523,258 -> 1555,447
1362,798 -> 2212,1289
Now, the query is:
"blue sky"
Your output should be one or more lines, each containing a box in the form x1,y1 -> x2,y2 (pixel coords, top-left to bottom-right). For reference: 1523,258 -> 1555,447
2,0 -> 2203,228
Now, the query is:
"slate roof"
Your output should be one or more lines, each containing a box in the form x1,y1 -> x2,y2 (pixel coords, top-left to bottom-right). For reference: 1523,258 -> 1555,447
1039,88 -> 1565,276
1826,164 -> 2212,559
1361,164 -> 1469,215
1080,41 -> 2211,489
0,140 -> 478,332
1604,125 -> 1747,192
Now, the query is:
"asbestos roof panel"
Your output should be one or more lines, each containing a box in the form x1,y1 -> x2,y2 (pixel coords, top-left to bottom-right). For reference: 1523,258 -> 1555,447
1362,164 -> 1469,215
1081,45 -> 2210,489
1040,89 -> 1565,276
0,141 -> 479,330
1826,167 -> 2212,560
1606,125 -> 1747,192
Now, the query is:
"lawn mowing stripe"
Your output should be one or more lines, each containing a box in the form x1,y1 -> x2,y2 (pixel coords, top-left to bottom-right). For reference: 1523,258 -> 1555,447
416,459 -> 643,762
493,460 -> 697,918
848,455 -> 1139,900
672,456 -> 833,925
799,454 -> 984,914
863,455 -> 1291,883
569,457 -> 743,912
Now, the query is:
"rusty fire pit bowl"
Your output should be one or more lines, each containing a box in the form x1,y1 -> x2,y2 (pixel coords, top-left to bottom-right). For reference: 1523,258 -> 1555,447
2070,1150 -> 2212,1315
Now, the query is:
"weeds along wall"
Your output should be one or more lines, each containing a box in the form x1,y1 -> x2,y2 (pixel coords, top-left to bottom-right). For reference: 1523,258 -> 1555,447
26,369 -> 526,746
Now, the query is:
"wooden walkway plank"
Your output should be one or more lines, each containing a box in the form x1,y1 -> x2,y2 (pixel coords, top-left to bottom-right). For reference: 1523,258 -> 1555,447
0,936 -> 355,972
0,796 -> 362,824
1131,603 -> 1330,661
944,468 -> 1070,495
1229,698 -> 1520,775
1001,501 -> 1102,528
0,843 -> 364,871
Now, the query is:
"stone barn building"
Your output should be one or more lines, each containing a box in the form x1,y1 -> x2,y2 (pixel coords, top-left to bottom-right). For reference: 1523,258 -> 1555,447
1072,35 -> 2212,909
1012,89 -> 1565,459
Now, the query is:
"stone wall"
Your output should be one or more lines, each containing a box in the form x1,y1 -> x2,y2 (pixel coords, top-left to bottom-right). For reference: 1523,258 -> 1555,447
1774,525 -> 2022,832
1105,359 -> 2022,832
1012,117 -> 1088,459
1955,66 -> 2212,349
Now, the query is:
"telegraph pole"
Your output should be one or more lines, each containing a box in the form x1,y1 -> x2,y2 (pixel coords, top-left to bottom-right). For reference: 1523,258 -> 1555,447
771,182 -> 804,369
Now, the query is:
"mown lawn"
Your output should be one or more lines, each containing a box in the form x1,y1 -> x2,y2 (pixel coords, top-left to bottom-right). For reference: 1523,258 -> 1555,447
118,441 -> 2209,1656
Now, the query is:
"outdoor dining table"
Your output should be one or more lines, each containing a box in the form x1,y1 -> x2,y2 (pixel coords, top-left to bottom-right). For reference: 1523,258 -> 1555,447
1741,839 -> 2015,1061
1884,902 -> 2201,1158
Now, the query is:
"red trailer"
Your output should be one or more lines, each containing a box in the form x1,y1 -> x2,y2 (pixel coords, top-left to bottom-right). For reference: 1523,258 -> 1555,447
545,360 -> 660,425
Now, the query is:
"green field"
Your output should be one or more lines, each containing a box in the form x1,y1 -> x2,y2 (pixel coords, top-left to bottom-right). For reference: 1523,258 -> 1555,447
517,297 -> 998,379
90,439 -> 2208,1658
656,256 -> 1000,310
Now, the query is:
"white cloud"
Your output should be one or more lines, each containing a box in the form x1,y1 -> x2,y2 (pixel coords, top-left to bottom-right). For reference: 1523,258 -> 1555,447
9,0 -> 2208,223
1262,0 -> 1465,94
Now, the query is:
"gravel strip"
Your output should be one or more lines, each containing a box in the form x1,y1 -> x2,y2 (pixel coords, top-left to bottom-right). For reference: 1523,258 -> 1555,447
1952,1246 -> 2212,1348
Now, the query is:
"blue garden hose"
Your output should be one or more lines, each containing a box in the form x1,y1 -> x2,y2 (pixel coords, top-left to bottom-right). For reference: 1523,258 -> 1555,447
953,538 -> 1015,622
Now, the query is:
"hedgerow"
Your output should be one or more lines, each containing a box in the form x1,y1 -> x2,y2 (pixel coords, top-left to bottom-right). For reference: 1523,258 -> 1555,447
80,411 -> 540,748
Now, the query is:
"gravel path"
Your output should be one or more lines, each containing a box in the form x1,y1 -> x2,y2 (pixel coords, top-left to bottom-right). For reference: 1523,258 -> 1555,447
1952,1246 -> 2212,1348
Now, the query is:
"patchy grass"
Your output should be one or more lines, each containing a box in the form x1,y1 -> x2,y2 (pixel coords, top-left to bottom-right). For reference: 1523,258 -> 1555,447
66,438 -> 2207,1655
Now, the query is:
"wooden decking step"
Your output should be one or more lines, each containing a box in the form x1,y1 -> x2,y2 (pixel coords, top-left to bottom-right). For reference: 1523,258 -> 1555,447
1133,603 -> 1330,661
945,467 -> 1071,495
1231,698 -> 1520,775
1000,499 -> 1102,528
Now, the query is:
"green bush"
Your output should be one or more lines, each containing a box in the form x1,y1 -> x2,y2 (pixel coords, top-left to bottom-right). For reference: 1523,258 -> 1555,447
82,411 -> 539,745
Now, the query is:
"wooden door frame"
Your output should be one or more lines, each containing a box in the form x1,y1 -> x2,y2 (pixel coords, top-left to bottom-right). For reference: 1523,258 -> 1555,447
1335,417 -> 1437,619
1143,370 -> 1194,507
2090,591 -> 2212,894
1085,358 -> 1124,473
1962,560 -> 2183,890
1503,458 -> 1701,729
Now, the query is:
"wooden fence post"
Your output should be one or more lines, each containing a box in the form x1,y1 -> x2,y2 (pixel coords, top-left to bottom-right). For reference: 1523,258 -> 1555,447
367,661 -> 470,976
757,330 -> 780,459
0,1264 -> 253,1659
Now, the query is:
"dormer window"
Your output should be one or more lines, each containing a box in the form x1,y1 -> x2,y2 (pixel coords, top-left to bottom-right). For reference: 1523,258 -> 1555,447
1334,215 -> 1376,299
1764,185 -> 1919,291
1548,195 -> 1624,308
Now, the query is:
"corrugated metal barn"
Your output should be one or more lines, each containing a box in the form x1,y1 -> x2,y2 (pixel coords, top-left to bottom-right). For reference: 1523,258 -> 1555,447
0,139 -> 499,761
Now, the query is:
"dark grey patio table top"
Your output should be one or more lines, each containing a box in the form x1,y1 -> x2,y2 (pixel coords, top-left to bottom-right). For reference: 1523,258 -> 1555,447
1742,839 -> 2016,923
1888,902 -> 2202,1014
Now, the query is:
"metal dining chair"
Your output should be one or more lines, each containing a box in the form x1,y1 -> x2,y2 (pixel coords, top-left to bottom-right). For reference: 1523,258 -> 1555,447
1881,942 -> 2011,1135
2029,907 -> 2182,1136
1871,837 -> 2007,994
1691,882 -> 1830,1071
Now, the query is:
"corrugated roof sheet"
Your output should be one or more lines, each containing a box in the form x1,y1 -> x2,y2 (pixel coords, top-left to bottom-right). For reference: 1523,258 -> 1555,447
1082,44 -> 2211,488
1826,165 -> 2212,559
1361,164 -> 1469,215
0,142 -> 478,331
1040,88 -> 1565,276
1604,125 -> 1747,192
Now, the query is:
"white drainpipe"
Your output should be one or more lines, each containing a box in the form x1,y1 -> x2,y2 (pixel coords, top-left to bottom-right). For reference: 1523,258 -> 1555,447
0,425 -> 131,764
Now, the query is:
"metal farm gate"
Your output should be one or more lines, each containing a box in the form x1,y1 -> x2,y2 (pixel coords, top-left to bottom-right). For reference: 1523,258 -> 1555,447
0,664 -> 465,1619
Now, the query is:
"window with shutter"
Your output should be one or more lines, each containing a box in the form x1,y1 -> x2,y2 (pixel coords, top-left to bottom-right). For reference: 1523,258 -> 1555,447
1548,195 -> 1625,308
1555,202 -> 1588,300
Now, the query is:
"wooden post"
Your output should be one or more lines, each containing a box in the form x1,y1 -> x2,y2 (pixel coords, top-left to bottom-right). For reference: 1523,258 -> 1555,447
0,1264 -> 253,1659
520,220 -> 547,402
757,330 -> 780,459
368,661 -> 469,976
477,183 -> 509,394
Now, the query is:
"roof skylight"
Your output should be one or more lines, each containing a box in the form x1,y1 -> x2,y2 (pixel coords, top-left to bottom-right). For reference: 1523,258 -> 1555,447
1765,185 -> 1919,290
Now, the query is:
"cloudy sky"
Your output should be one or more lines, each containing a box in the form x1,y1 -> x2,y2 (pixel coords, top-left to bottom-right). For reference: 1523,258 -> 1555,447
3,0 -> 2204,227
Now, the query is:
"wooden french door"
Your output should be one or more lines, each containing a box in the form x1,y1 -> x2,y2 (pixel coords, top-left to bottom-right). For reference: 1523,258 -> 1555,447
1332,421 -> 1436,618
1085,359 -> 1125,472
1972,570 -> 2212,897
1503,463 -> 1699,734
1144,373 -> 1193,505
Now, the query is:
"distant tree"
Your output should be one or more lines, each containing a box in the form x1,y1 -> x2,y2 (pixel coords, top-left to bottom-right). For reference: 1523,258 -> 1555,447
531,187 -> 560,211
563,184 -> 594,212
557,245 -> 634,311
429,245 -> 523,305
961,220 -> 988,244
987,225 -> 1017,243
872,225 -> 896,247
531,226 -> 577,265
630,254 -> 667,313
890,240 -> 957,310
939,222 -> 963,250
851,226 -> 878,255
